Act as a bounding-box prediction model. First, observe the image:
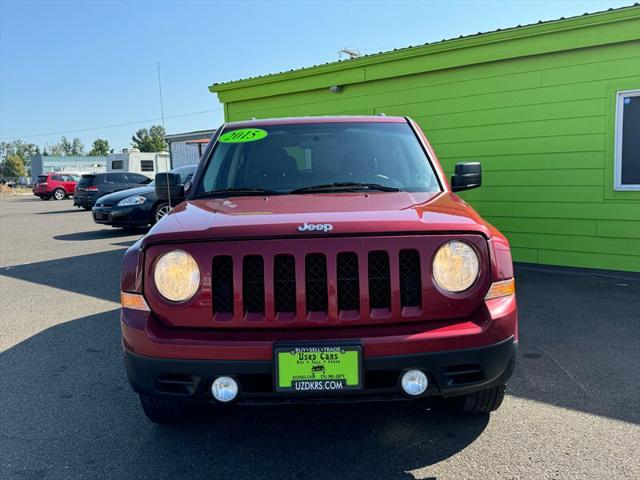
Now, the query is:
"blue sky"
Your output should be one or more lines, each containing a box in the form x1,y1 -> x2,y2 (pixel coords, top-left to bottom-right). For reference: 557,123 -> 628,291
0,0 -> 634,152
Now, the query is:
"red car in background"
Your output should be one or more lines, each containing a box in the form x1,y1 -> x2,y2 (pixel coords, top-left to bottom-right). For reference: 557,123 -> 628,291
32,172 -> 80,200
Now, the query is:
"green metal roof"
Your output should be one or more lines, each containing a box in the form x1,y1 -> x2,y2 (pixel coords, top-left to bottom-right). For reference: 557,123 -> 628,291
210,3 -> 640,95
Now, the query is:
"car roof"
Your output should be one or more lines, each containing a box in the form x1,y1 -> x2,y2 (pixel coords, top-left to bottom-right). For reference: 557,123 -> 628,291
225,115 -> 407,129
171,165 -> 196,173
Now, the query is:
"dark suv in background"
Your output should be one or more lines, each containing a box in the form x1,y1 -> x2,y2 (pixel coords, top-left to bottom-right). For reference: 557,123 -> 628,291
74,172 -> 152,210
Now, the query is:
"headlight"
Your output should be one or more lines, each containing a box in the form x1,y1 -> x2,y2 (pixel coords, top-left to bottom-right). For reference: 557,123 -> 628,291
117,195 -> 146,207
432,240 -> 479,292
153,250 -> 200,302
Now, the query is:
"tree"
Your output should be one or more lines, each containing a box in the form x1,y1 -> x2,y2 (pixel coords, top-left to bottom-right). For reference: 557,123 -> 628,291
47,136 -> 84,156
87,139 -> 110,156
0,140 -> 38,163
48,142 -> 64,156
71,137 -> 84,155
1,154 -> 27,178
131,125 -> 167,152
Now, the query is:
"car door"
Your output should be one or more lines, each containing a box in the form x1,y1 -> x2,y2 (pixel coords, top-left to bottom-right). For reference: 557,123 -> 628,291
61,174 -> 77,194
50,174 -> 63,192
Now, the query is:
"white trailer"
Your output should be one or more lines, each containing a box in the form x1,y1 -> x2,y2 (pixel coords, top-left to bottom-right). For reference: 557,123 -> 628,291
106,149 -> 170,178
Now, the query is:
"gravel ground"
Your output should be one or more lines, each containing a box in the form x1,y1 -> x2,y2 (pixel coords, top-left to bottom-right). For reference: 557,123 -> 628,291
1,195 -> 639,479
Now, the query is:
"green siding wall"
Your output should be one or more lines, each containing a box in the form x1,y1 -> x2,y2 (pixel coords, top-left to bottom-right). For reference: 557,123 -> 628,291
213,8 -> 640,272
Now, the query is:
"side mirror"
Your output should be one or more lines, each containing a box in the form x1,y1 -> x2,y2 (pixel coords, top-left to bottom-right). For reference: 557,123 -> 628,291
155,172 -> 185,204
451,162 -> 481,192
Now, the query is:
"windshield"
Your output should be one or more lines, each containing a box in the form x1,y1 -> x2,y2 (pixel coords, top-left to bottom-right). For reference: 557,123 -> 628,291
196,122 -> 440,196
77,175 -> 96,188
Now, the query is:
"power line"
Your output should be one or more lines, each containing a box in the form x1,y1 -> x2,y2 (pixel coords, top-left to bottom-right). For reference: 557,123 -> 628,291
0,107 -> 223,141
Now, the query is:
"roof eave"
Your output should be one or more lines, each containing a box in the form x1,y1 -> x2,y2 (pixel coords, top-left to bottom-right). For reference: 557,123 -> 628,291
209,5 -> 640,102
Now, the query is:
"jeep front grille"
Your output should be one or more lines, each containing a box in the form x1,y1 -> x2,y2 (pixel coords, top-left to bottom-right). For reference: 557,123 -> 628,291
148,234 -> 490,329
211,248 -> 427,321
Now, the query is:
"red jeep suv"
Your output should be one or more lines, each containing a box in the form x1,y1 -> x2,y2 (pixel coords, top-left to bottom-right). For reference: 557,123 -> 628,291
120,116 -> 517,424
32,173 -> 80,200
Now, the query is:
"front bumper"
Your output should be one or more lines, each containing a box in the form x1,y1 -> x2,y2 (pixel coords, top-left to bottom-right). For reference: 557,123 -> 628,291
74,193 -> 98,208
122,294 -> 517,403
124,336 -> 517,403
92,205 -> 151,226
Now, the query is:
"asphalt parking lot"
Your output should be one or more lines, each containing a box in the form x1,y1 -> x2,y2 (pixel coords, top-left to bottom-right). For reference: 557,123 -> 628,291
1,195 -> 639,480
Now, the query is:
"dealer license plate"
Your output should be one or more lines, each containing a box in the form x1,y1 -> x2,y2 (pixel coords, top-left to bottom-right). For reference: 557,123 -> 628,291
274,345 -> 362,393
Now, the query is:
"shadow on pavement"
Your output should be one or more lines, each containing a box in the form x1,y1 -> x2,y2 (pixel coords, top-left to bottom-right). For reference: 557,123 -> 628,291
508,265 -> 640,425
2,196 -> 44,203
0,309 -> 487,479
54,229 -> 147,242
37,209 -> 86,214
111,240 -> 138,248
0,249 -> 126,302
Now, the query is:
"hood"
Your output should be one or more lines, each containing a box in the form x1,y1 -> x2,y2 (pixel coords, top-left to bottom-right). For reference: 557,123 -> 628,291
141,191 -> 492,247
95,186 -> 155,205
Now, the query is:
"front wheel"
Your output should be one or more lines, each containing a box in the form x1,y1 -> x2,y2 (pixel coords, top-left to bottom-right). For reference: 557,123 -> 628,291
454,384 -> 506,414
139,394 -> 188,425
153,203 -> 171,224
53,188 -> 66,200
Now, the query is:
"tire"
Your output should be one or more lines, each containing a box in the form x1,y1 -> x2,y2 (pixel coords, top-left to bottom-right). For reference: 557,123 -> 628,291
53,188 -> 66,200
454,384 -> 506,414
153,203 -> 171,224
139,394 -> 188,425
82,206 -> 92,211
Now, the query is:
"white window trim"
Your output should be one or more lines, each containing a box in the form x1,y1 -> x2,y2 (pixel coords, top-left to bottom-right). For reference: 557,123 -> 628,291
614,89 -> 640,191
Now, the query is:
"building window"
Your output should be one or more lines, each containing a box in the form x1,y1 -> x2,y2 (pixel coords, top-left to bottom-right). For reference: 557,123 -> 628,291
111,160 -> 123,170
140,160 -> 155,172
615,90 -> 640,191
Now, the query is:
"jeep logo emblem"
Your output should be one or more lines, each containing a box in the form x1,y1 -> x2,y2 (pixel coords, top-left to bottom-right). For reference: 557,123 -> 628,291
297,222 -> 333,233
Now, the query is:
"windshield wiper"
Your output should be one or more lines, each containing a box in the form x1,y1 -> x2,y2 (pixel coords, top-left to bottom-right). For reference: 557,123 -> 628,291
196,187 -> 285,198
290,182 -> 400,194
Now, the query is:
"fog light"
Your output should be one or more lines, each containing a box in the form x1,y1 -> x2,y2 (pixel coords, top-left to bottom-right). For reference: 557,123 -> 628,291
211,376 -> 238,402
401,370 -> 429,396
